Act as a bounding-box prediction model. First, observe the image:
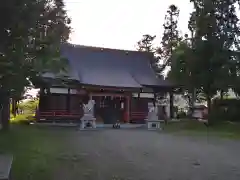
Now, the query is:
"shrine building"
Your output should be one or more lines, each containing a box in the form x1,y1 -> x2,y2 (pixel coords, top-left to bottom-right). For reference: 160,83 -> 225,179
33,44 -> 175,124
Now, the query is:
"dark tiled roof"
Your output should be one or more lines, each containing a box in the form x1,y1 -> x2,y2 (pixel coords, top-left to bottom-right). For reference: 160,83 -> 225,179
57,43 -> 173,88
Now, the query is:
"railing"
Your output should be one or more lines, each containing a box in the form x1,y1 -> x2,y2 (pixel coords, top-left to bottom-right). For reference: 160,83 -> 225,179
38,110 -> 82,118
37,110 -> 148,121
131,111 -> 148,119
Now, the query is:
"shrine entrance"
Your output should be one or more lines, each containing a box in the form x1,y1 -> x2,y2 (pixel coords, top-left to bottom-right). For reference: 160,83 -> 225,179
94,96 -> 127,124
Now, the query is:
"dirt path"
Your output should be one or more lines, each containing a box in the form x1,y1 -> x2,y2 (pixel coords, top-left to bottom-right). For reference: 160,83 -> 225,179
54,129 -> 240,180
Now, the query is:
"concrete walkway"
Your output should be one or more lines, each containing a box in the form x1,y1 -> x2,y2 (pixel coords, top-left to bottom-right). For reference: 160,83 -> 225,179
54,129 -> 240,180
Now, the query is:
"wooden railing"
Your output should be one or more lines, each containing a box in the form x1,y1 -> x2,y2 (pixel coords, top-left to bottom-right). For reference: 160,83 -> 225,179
37,110 -> 148,121
38,110 -> 82,118
131,111 -> 147,119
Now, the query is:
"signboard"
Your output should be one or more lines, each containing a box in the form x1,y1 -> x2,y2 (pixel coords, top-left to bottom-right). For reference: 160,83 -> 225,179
49,88 -> 86,95
132,93 -> 154,98
50,88 -> 68,94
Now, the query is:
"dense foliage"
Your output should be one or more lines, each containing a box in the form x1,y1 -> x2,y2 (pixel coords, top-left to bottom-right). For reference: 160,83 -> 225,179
136,35 -> 161,76
167,1 -> 240,123
211,99 -> 240,122
136,4 -> 181,76
0,0 -> 71,130
136,1 -> 240,123
160,4 -> 181,72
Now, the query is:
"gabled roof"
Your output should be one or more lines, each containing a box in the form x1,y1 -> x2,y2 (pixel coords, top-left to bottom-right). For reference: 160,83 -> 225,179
43,43 -> 173,88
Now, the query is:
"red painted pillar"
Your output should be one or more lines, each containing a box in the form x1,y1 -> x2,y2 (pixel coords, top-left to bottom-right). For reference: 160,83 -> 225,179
124,96 -> 130,123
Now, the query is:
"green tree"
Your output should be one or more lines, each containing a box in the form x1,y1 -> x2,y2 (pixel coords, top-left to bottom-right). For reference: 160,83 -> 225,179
167,0 -> 240,123
137,34 -> 161,76
169,0 -> 240,123
0,0 -> 71,130
160,4 -> 181,72
167,41 -> 205,107
191,0 -> 240,120
18,99 -> 39,114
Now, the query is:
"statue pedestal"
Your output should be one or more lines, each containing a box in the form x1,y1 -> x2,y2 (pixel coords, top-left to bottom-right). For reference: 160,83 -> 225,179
146,120 -> 161,130
80,119 -> 96,129
80,100 -> 96,130
145,103 -> 161,130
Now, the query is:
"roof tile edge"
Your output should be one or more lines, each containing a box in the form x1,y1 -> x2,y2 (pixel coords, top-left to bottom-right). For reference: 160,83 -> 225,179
65,43 -> 151,55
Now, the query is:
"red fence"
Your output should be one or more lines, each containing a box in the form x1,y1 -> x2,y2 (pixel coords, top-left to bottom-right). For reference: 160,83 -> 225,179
36,109 -> 147,121
130,111 -> 148,120
36,110 -> 82,119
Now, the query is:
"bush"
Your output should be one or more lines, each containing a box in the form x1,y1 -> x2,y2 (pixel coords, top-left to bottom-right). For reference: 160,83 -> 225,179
10,99 -> 38,125
18,99 -> 38,114
211,99 -> 240,122
177,111 -> 187,119
11,114 -> 35,125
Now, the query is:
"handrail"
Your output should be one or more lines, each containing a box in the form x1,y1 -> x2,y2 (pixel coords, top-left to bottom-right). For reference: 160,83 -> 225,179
131,111 -> 147,119
39,111 -> 82,117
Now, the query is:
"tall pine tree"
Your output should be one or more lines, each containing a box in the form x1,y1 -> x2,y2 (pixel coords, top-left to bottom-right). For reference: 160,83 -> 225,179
187,0 -> 240,123
160,4 -> 181,119
160,4 -> 181,72
137,34 -> 161,77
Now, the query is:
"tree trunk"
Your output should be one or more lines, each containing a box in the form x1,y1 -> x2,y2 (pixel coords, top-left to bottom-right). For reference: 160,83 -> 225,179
189,88 -> 195,118
0,90 -> 10,131
220,90 -> 224,100
206,95 -> 212,125
11,98 -> 17,118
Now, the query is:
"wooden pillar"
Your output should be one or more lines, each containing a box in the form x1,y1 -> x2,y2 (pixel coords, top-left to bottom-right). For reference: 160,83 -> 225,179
67,88 -> 70,112
38,88 -> 44,112
153,93 -> 157,107
124,95 -> 130,123
169,91 -> 174,119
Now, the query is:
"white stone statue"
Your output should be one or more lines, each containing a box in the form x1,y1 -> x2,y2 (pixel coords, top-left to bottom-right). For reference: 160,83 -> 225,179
81,99 -> 96,129
147,102 -> 158,121
82,100 -> 95,116
146,102 -> 161,130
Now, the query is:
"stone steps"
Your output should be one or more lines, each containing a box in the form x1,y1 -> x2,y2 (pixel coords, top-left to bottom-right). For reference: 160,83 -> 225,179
0,154 -> 13,180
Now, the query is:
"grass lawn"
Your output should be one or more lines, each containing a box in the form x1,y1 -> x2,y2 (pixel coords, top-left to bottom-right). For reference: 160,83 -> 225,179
163,120 -> 240,139
0,125 -> 72,180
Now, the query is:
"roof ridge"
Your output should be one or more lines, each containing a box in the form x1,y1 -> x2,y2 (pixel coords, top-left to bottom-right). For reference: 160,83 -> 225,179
65,43 -> 150,54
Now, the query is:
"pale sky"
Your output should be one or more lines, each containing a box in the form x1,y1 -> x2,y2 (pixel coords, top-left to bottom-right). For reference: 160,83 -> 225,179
64,0 -> 193,50
27,1 -> 193,96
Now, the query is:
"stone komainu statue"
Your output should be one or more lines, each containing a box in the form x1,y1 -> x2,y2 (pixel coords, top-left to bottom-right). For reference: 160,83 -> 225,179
78,93 -> 90,120
82,93 -> 90,105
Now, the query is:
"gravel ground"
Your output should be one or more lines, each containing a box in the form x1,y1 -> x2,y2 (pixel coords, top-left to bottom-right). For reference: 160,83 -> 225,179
54,129 -> 240,180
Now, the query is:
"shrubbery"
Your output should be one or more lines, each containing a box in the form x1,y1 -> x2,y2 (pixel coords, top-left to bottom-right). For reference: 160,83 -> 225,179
211,99 -> 240,122
177,111 -> 187,119
10,99 -> 38,124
